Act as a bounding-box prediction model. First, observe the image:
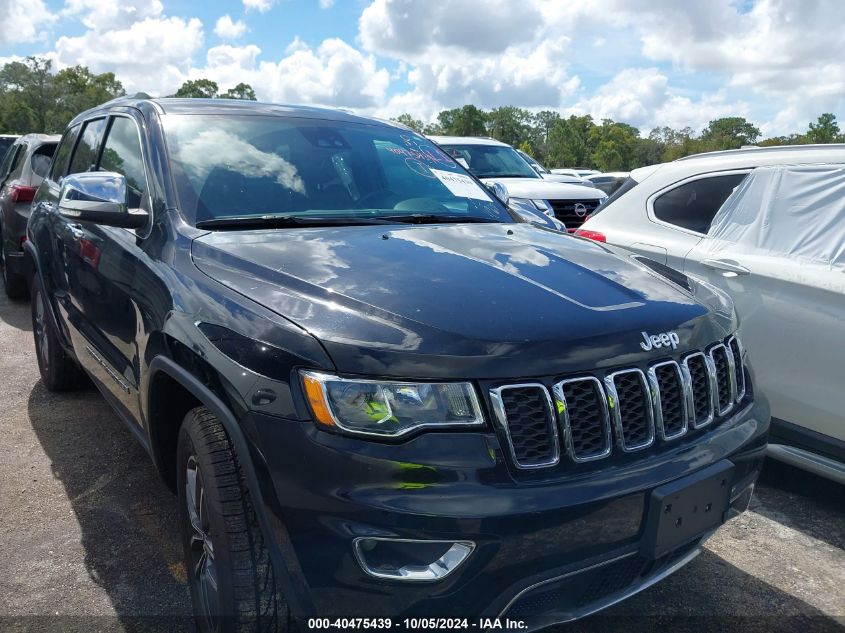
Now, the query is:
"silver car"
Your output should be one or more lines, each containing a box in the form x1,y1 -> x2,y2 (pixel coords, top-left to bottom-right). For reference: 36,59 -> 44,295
0,134 -> 59,298
579,151 -> 845,483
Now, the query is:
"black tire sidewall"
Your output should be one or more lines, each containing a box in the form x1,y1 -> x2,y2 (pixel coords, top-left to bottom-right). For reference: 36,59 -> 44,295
177,410 -> 240,633
31,279 -> 60,390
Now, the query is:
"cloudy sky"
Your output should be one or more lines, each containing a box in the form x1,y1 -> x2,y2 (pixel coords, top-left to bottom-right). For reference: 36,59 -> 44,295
1,0 -> 842,136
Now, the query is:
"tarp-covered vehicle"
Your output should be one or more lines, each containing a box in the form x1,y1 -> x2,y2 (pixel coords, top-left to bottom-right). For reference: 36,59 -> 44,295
684,164 -> 845,483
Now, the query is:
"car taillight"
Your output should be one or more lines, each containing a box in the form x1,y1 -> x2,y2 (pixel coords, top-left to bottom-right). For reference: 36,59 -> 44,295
20,236 -> 27,247
10,185 -> 37,203
574,228 -> 607,242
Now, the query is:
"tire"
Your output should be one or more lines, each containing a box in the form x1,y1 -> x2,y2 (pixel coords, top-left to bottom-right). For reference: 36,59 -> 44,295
30,277 -> 88,391
1,242 -> 28,300
177,406 -> 291,633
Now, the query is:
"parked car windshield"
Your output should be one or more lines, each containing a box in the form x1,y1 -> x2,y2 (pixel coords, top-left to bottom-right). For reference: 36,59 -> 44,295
438,143 -> 540,180
161,115 -> 513,227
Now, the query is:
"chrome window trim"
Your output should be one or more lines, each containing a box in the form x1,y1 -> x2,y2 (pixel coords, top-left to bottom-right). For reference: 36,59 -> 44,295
647,360 -> 689,441
489,383 -> 560,470
551,376 -> 612,463
728,335 -> 746,402
709,343 -> 736,417
681,352 -> 715,429
604,368 -> 655,452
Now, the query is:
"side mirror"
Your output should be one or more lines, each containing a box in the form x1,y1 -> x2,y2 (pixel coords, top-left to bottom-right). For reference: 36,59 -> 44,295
59,172 -> 149,229
485,181 -> 509,206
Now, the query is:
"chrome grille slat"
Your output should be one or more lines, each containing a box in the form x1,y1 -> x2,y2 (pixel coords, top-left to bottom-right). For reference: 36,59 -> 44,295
489,383 -> 560,470
728,335 -> 746,402
605,369 -> 655,452
682,352 -> 715,429
647,360 -> 688,441
552,377 -> 612,462
709,344 -> 736,416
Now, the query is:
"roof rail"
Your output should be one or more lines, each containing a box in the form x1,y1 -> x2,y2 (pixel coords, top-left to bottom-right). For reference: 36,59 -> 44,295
98,92 -> 153,108
675,143 -> 845,161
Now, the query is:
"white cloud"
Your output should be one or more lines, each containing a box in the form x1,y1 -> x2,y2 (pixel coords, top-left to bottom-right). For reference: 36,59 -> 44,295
53,15 -> 204,95
61,0 -> 164,31
319,0 -> 334,7
0,0 -> 56,45
360,0 -> 543,57
243,0 -> 275,13
214,14 -> 248,39
196,39 -> 390,109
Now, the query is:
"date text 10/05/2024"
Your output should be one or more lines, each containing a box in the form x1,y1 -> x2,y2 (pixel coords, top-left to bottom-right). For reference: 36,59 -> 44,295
306,618 -> 528,630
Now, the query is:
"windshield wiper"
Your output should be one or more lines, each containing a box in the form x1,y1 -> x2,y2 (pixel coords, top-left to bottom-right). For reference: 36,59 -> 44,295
379,214 -> 498,225
195,214 -> 395,230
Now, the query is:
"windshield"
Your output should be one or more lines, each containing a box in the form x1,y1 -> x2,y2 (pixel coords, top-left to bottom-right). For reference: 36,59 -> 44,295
438,143 -> 540,180
161,115 -> 513,226
589,175 -> 639,215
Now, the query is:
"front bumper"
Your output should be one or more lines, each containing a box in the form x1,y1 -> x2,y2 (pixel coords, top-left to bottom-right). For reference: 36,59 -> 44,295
243,396 -> 767,627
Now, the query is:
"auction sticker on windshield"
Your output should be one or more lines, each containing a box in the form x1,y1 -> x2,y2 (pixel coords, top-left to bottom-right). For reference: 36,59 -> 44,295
430,168 -> 490,201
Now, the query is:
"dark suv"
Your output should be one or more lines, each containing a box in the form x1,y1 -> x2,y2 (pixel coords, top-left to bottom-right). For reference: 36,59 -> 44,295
25,96 -> 768,631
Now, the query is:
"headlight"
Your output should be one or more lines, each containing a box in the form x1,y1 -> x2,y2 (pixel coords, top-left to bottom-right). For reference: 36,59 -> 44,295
508,198 -> 555,218
531,199 -> 553,216
301,371 -> 485,437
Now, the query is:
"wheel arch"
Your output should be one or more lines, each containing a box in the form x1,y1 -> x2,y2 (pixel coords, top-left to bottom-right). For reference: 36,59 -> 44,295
147,354 -> 315,619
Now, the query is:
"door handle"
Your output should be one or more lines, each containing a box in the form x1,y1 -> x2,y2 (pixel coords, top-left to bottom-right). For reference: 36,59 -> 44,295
701,258 -> 750,276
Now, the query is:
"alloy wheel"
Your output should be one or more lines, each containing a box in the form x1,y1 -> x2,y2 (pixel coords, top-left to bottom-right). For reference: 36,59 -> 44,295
33,289 -> 49,374
185,455 -> 219,631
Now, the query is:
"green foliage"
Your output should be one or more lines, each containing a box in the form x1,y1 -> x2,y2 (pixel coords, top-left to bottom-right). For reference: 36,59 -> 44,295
700,116 -> 760,149
806,113 -> 842,143
434,105 -> 488,136
0,57 -> 124,133
173,78 -> 219,99
392,113 -> 425,132
219,82 -> 257,101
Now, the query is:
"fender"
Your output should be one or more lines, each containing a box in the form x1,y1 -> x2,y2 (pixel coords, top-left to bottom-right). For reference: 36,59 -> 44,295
147,355 -> 316,619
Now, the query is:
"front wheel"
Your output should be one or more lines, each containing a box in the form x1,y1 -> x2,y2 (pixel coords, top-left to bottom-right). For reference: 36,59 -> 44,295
30,277 -> 88,391
177,406 -> 291,633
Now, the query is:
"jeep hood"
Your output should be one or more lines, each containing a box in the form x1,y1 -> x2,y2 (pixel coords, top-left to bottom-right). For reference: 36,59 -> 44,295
192,223 -> 732,379
481,177 -> 605,200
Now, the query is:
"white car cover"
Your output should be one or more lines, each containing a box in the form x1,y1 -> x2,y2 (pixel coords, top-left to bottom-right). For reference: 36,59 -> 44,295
703,164 -> 845,269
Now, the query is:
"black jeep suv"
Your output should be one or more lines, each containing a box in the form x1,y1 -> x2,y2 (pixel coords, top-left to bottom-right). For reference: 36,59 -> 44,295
25,96 -> 768,631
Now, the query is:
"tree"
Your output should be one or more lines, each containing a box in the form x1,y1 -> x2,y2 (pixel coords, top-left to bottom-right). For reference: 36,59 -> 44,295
173,78 -> 219,99
486,106 -> 533,147
435,105 -> 487,137
392,113 -> 425,133
700,117 -> 760,150
806,113 -> 841,144
589,120 -> 640,171
546,115 -> 595,168
220,82 -> 257,100
48,66 -> 124,131
0,57 -> 54,132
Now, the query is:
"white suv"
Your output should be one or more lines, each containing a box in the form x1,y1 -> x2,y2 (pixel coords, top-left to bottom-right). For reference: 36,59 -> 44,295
430,136 -> 606,230
575,144 -> 845,269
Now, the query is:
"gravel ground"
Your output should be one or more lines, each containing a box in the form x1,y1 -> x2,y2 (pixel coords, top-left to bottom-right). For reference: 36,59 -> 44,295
0,288 -> 843,633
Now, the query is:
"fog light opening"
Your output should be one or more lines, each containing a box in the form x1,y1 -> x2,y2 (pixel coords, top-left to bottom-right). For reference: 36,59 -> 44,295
353,538 -> 475,581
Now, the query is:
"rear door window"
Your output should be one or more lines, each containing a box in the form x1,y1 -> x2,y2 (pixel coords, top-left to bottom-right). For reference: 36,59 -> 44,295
652,173 -> 747,234
30,143 -> 57,181
50,125 -> 82,182
68,118 -> 107,175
